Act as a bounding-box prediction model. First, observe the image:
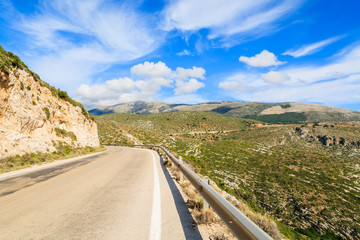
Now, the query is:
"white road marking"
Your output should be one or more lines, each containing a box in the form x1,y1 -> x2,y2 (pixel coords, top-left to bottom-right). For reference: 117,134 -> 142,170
0,151 -> 107,181
149,150 -> 161,240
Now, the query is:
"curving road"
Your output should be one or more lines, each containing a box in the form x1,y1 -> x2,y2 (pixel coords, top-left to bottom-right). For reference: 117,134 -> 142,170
0,146 -> 202,240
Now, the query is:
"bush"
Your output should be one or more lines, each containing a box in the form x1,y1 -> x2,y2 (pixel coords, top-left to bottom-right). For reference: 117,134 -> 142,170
64,146 -> 71,155
243,112 -> 307,124
43,107 -> 50,119
54,128 -> 77,141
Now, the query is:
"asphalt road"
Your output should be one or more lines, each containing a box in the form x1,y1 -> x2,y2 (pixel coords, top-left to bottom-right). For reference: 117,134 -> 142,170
0,146 -> 202,240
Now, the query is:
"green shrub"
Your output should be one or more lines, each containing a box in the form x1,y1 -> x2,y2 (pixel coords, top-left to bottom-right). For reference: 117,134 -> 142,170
64,146 -> 71,155
20,81 -> 24,90
54,128 -> 77,141
43,107 -> 50,119
243,112 -> 307,124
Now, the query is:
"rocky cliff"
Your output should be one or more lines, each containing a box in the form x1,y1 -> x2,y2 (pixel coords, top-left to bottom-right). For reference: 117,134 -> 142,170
0,46 -> 99,159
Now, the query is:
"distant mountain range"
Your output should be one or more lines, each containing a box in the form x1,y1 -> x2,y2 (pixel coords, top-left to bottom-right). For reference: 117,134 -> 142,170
89,101 -> 360,123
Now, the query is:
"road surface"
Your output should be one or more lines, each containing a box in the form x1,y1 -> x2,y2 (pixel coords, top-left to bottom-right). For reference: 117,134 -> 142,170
0,146 -> 202,239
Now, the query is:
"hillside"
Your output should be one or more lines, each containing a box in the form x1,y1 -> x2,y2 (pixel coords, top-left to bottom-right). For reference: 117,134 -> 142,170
96,111 -> 360,239
90,101 -> 360,123
0,45 -> 99,160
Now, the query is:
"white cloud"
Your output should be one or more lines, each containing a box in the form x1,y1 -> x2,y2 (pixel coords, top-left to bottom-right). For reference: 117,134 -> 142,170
175,66 -> 206,80
77,77 -> 136,101
239,50 -> 286,67
174,78 -> 205,95
177,49 -> 191,56
162,0 -> 302,40
261,71 -> 289,84
283,45 -> 360,83
219,44 -> 360,106
76,61 -> 206,108
283,36 -> 343,57
162,94 -> 208,104
13,0 -> 164,93
131,61 -> 172,78
219,73 -> 266,93
234,74 -> 360,104
76,75 -> 171,109
219,81 -> 244,92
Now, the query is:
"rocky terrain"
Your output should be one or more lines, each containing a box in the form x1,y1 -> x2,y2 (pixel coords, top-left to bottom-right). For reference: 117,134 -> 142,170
0,46 -> 99,159
89,101 -> 360,123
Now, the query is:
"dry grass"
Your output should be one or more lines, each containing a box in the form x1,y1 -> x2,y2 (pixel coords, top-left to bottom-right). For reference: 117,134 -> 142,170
211,181 -> 282,240
162,154 -> 235,240
162,151 -> 282,240
192,208 -> 218,224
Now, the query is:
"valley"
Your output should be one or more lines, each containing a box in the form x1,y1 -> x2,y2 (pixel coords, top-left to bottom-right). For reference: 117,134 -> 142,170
96,111 -> 360,239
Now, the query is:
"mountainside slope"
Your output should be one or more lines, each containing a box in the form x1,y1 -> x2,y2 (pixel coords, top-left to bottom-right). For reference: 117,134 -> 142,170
89,101 -> 360,123
96,111 -> 360,239
0,46 -> 99,159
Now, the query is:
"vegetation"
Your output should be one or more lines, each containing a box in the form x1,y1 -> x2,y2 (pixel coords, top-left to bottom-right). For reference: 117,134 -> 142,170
0,44 -> 93,121
54,128 -> 77,141
96,111 -> 360,239
243,112 -> 307,124
43,107 -> 50,119
0,142 -> 106,174
91,101 -> 360,123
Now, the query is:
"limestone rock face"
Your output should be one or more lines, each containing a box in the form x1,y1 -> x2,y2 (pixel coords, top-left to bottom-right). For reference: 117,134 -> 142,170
0,69 -> 99,158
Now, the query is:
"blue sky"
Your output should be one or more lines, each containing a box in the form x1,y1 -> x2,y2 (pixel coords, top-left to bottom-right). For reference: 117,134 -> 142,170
1,0 -> 360,111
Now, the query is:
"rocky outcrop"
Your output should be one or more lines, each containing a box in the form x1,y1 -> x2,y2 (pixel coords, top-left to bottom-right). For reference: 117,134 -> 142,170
0,55 -> 99,159
294,126 -> 360,147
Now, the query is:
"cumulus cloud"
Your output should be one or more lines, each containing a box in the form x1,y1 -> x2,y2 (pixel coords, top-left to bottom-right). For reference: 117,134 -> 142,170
131,61 -> 172,78
261,71 -> 289,84
239,50 -> 286,67
76,76 -> 171,108
219,44 -> 360,106
76,61 -> 206,108
175,66 -> 206,80
174,78 -> 205,95
162,0 -> 303,40
283,36 -> 343,57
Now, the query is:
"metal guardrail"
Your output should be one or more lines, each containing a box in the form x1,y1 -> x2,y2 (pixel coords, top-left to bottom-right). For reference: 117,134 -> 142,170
115,144 -> 273,240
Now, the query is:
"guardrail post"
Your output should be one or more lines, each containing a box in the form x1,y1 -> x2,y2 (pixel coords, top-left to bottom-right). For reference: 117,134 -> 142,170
203,179 -> 210,210
179,156 -> 184,182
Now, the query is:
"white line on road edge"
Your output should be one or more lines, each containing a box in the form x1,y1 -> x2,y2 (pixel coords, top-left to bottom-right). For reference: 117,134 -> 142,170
149,150 -> 161,240
0,150 -> 108,181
